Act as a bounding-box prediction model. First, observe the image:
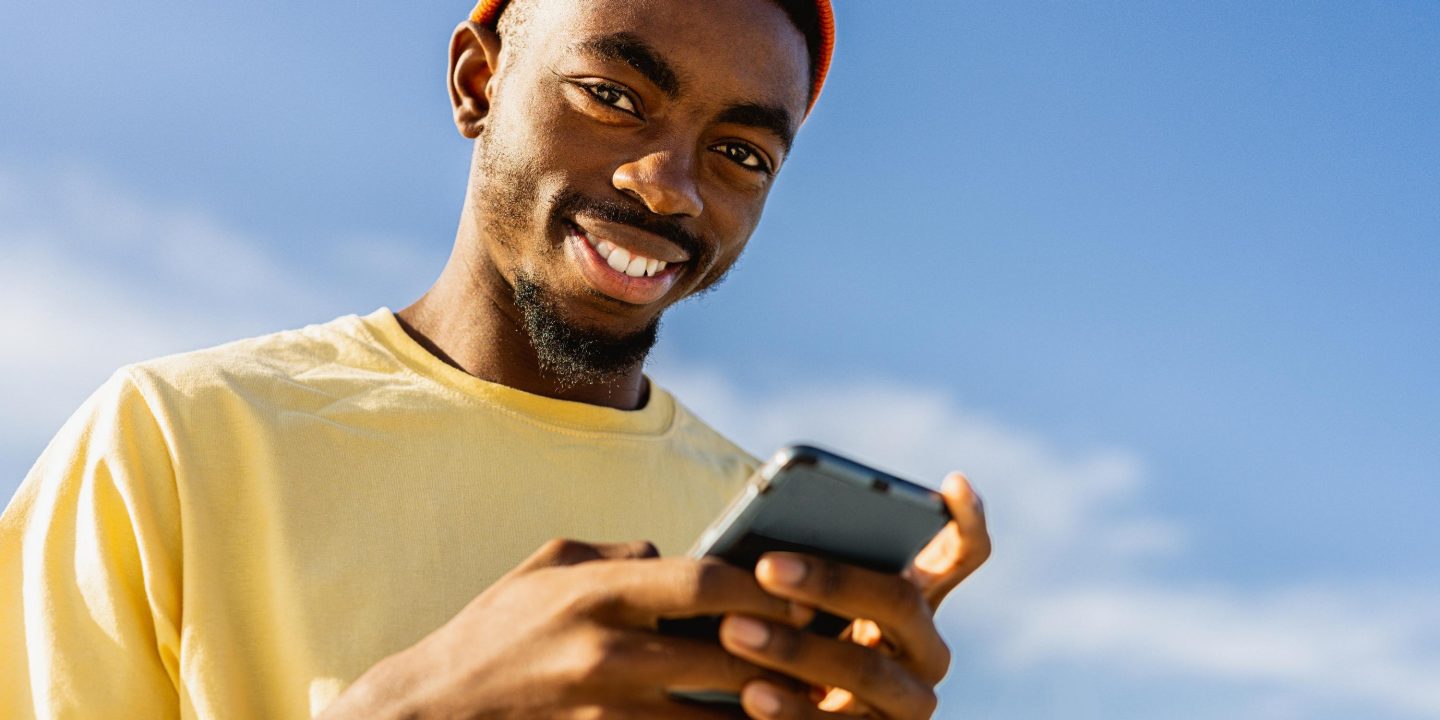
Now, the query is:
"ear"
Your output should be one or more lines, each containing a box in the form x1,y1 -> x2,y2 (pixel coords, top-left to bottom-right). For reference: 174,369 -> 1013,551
448,21 -> 504,139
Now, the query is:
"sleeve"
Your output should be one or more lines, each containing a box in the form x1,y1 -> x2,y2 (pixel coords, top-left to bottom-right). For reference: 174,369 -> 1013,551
0,369 -> 183,719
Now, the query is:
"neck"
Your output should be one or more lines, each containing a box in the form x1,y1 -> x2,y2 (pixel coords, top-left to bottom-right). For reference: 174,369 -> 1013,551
396,225 -> 650,412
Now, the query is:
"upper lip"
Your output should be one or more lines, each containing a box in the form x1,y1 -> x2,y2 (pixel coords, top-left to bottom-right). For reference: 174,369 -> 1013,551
570,216 -> 692,264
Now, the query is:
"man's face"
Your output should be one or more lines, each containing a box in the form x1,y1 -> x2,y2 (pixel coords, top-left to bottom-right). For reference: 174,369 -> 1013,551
465,0 -> 810,375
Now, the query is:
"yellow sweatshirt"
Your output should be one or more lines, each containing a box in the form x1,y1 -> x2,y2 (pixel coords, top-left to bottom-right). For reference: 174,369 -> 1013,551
1,308 -> 756,718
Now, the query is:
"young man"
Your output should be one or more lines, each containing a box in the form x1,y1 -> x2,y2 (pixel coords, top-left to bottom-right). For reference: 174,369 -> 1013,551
1,1 -> 991,718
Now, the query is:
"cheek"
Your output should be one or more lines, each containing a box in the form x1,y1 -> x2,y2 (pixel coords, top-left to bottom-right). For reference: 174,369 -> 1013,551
476,107 -> 597,241
524,90 -> 625,174
692,195 -> 764,279
689,233 -> 753,293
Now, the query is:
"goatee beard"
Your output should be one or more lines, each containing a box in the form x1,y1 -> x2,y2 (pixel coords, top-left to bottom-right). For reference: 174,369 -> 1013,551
513,273 -> 660,391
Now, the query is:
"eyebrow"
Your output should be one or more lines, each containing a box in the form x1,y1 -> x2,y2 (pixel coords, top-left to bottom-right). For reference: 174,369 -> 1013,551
571,32 -> 797,157
716,102 -> 796,156
573,32 -> 682,99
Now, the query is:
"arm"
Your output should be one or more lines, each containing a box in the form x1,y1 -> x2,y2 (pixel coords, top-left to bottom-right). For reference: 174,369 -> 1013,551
324,475 -> 990,720
1,370 -> 184,719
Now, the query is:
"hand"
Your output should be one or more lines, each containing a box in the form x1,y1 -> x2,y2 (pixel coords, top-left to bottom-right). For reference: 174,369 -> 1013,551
318,538 -> 810,720
719,472 -> 991,718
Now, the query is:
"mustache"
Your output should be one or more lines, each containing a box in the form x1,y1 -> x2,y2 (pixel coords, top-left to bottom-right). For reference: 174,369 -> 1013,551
551,189 -> 712,263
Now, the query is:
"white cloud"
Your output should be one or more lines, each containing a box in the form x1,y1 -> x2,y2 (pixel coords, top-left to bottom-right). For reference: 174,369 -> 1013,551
653,364 -> 1187,577
3,167 -> 1438,718
997,583 -> 1440,715
0,167 -> 433,463
652,363 -> 1440,719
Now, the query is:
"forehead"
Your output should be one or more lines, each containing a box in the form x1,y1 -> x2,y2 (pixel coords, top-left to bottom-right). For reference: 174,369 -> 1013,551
521,0 -> 811,121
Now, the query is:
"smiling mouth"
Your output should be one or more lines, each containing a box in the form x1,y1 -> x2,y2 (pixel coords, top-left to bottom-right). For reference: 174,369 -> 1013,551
581,228 -> 671,278
564,222 -> 685,305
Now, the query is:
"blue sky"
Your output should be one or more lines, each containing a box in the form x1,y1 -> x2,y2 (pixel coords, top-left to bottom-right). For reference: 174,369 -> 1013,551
3,1 -> 1438,717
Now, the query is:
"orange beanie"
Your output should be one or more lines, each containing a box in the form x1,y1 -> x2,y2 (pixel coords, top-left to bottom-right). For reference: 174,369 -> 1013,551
467,0 -> 835,118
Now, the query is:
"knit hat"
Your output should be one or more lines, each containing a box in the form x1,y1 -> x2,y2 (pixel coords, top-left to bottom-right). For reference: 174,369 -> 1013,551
467,0 -> 835,118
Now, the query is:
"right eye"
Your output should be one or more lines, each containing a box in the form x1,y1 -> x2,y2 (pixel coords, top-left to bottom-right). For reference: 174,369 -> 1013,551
581,81 -> 640,116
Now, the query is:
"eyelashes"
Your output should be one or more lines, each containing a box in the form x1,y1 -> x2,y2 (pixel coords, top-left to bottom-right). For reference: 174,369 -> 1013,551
580,80 -> 639,115
712,142 -> 771,174
572,79 -> 775,176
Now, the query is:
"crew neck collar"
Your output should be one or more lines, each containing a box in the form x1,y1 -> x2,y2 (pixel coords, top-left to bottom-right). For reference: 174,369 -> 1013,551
353,307 -> 676,437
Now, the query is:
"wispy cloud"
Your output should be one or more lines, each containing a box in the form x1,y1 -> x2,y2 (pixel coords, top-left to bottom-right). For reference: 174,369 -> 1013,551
0,167 -> 432,462
3,167 -> 1437,718
652,364 -> 1440,718
1001,583 -> 1440,715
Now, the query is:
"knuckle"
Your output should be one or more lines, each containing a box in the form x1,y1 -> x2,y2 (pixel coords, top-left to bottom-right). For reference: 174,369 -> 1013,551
556,574 -> 614,619
563,631 -> 625,685
690,559 -> 739,602
977,533 -> 994,561
859,645 -> 893,685
887,576 -> 926,618
917,686 -> 940,717
537,537 -> 585,563
564,647 -> 608,685
932,637 -> 953,684
578,585 -> 621,618
766,624 -> 805,663
777,624 -> 812,662
629,540 -> 659,558
817,559 -> 847,599
542,537 -> 579,555
966,534 -> 994,568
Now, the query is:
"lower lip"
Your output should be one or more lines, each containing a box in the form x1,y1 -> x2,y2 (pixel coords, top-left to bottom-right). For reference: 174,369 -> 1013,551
565,225 -> 681,305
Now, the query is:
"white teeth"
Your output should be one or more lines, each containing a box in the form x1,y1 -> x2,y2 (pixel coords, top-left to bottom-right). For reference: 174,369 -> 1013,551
607,247 -> 632,272
580,228 -> 673,277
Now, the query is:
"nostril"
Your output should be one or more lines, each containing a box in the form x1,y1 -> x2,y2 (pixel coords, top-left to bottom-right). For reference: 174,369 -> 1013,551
612,157 -> 703,218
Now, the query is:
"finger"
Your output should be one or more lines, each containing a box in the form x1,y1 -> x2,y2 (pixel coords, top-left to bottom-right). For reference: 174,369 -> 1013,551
754,553 -> 950,684
589,557 -> 800,628
605,630 -> 801,694
510,538 -> 660,576
909,472 -> 992,608
720,616 -> 938,720
739,679 -> 837,720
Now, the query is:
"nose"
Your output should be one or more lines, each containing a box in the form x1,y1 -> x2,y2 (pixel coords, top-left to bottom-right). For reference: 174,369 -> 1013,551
612,146 -> 704,218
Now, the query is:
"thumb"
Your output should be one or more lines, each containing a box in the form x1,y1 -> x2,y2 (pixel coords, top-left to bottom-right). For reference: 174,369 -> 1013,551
906,472 -> 992,609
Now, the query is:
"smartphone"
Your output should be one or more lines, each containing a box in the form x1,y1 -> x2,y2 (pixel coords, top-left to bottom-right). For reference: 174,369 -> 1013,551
662,444 -> 951,705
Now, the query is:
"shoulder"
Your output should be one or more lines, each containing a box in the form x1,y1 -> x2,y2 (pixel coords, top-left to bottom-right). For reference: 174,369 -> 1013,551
120,310 -> 404,420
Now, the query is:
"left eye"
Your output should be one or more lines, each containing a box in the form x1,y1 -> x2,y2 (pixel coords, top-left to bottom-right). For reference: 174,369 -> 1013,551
713,143 -> 770,173
584,82 -> 638,114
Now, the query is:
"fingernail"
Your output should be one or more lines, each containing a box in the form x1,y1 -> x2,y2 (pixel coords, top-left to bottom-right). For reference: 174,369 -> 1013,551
744,683 -> 783,716
762,555 -> 807,585
725,616 -> 771,649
